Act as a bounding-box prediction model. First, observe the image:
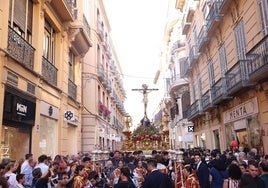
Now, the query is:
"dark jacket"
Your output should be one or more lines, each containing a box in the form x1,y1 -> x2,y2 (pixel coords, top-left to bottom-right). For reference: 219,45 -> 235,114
196,162 -> 210,188
114,181 -> 136,188
142,170 -> 173,188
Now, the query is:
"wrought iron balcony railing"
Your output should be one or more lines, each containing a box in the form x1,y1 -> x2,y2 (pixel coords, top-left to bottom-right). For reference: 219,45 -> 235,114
206,1 -> 223,32
68,79 -> 77,100
201,90 -> 214,111
7,26 -> 35,70
246,34 -> 268,82
187,99 -> 203,120
42,57 -> 57,86
97,63 -> 105,81
189,45 -> 200,65
180,60 -> 189,78
225,60 -> 251,95
197,25 -> 210,52
211,77 -> 230,104
83,14 -> 91,38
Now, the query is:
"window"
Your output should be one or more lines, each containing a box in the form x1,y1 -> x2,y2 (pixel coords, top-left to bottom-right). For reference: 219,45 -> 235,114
43,20 -> 55,64
68,49 -> 75,81
234,21 -> 246,60
219,45 -> 227,75
258,0 -> 268,35
198,77 -> 202,98
208,61 -> 215,86
192,84 -> 196,101
8,0 -> 33,43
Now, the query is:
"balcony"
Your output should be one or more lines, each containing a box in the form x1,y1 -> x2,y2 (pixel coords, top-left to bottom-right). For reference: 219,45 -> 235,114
69,15 -> 92,56
189,45 -> 200,66
97,63 -> 105,81
211,77 -> 231,104
169,74 -> 188,94
97,21 -> 105,41
206,1 -> 223,34
225,60 -> 251,95
201,90 -> 214,111
42,57 -> 57,86
7,26 -> 35,70
182,13 -> 191,35
197,25 -> 210,52
187,100 -> 203,120
246,35 -> 268,83
102,72 -> 108,87
49,0 -> 74,22
68,79 -> 77,100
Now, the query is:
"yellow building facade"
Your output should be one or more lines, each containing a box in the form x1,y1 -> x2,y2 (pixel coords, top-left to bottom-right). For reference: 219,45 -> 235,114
177,0 -> 268,153
0,0 -> 92,159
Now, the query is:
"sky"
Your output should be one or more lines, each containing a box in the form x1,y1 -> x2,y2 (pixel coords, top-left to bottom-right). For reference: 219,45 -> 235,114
102,0 -> 170,128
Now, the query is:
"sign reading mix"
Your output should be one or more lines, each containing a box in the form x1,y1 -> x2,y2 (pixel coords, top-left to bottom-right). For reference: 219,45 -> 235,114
223,97 -> 258,124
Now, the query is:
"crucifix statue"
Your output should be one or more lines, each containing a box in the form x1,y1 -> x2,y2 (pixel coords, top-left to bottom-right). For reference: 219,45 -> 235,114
132,84 -> 158,125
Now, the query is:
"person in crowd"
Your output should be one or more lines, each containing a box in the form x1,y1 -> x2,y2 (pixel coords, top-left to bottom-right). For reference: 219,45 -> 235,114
259,159 -> 268,188
142,159 -> 173,188
21,154 -> 33,173
238,161 -> 248,175
112,160 -> 124,185
34,155 -> 49,176
127,156 -> 136,173
16,173 -> 25,188
151,150 -> 158,159
111,151 -> 122,167
0,164 -> 5,177
238,152 -> 248,165
53,155 -> 67,174
81,156 -> 92,184
56,172 -> 69,188
210,158 -> 228,188
73,165 -> 87,188
179,164 -> 199,188
194,152 -> 209,188
21,158 -> 36,188
114,166 -> 136,188
88,171 -> 109,188
4,162 -> 18,188
208,150 -> 220,169
31,167 -> 50,188
66,162 -> 77,188
133,160 -> 147,187
240,160 -> 265,188
0,176 -> 8,188
103,160 -> 114,187
223,163 -> 242,188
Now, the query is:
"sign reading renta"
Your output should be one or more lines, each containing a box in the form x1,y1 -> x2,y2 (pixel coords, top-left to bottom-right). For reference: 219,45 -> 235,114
223,97 -> 258,124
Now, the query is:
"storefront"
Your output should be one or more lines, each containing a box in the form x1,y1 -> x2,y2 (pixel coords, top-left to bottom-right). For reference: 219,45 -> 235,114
223,97 -> 262,152
1,86 -> 36,160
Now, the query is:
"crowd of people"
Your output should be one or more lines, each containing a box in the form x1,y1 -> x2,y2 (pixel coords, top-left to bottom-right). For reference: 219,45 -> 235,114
0,147 -> 267,188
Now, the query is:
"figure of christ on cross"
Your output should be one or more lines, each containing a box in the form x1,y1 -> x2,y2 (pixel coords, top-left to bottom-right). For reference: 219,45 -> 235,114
132,84 -> 158,125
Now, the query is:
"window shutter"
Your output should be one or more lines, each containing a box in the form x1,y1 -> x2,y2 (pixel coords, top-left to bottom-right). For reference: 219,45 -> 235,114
27,0 -> 33,32
219,45 -> 227,75
14,0 -> 26,31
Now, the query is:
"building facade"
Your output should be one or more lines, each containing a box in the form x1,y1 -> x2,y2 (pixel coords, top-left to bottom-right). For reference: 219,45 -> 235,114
0,0 -> 92,159
81,0 -> 126,152
177,0 -> 268,153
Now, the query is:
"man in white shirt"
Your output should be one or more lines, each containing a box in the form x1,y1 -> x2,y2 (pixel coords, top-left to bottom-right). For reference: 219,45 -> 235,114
34,155 -> 49,176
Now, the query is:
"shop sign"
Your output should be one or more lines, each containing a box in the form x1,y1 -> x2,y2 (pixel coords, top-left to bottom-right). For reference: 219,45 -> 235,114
40,101 -> 59,120
3,86 -> 36,126
223,97 -> 258,124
